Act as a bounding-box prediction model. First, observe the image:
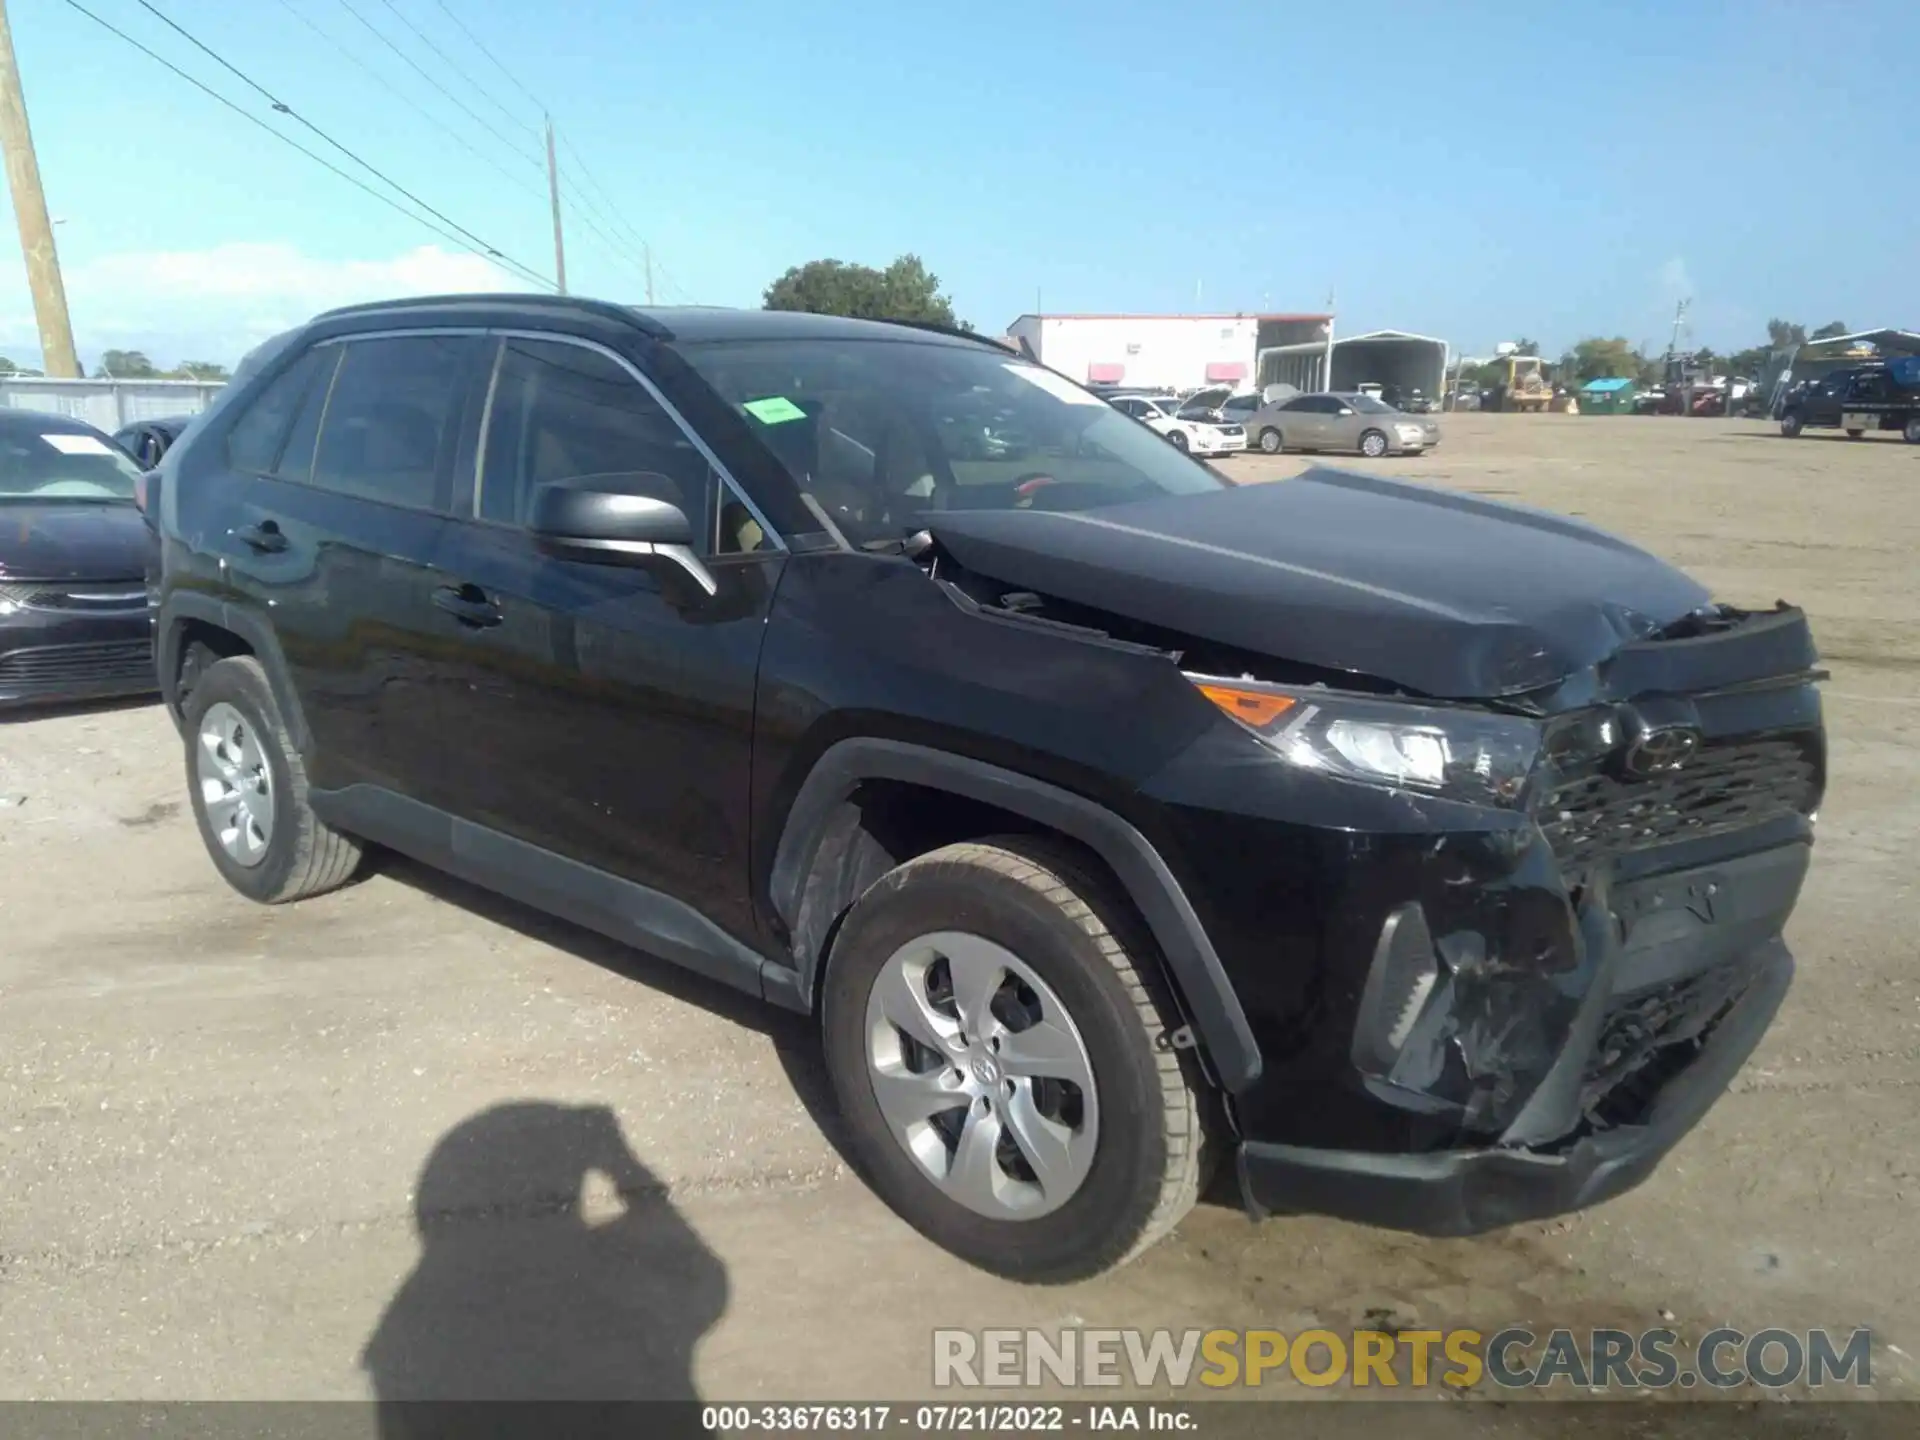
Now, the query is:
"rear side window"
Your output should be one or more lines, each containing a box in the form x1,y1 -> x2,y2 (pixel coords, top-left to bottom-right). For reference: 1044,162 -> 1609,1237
311,336 -> 482,511
227,348 -> 330,473
478,337 -> 714,545
275,347 -> 341,483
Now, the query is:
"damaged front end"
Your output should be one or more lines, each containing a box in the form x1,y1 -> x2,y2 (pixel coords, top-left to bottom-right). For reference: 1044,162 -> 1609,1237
1214,602 -> 1825,1234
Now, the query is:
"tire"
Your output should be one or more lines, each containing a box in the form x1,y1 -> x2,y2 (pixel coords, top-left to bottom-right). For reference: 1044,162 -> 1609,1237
1359,428 -> 1389,458
182,655 -> 363,905
1257,427 -> 1283,454
1780,411 -> 1804,438
1845,429 -> 1865,439
822,837 -> 1212,1283
1905,417 -> 1920,445
1168,430 -> 1190,452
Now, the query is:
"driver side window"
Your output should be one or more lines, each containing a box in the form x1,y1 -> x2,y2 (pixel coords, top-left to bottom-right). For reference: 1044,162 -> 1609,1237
478,337 -> 717,549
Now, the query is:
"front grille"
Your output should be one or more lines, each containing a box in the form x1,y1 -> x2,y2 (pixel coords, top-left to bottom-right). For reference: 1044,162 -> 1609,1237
0,639 -> 155,695
1537,737 -> 1817,873
0,580 -> 147,612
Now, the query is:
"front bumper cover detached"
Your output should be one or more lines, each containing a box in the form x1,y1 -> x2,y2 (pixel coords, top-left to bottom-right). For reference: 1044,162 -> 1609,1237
1236,850 -> 1799,1237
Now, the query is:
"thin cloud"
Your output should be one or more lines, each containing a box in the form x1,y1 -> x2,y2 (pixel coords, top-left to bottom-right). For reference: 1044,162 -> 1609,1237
0,242 -> 518,370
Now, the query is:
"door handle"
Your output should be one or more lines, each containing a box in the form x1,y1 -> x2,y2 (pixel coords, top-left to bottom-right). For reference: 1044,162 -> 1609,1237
232,520 -> 288,554
433,583 -> 503,628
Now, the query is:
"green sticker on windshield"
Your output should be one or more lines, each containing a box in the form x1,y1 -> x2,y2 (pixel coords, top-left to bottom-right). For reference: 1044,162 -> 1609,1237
743,396 -> 807,426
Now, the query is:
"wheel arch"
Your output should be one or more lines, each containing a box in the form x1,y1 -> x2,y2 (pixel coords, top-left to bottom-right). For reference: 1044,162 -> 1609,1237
159,594 -> 311,752
768,737 -> 1262,1092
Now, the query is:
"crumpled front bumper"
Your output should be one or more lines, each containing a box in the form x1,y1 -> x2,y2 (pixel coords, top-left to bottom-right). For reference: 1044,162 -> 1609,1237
1235,844 -> 1802,1236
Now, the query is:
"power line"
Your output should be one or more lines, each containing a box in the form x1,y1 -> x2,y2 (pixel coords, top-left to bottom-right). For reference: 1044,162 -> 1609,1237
331,0 -> 542,169
270,0 -> 545,201
430,0 -> 543,112
374,0 -> 533,138
131,0 -> 549,288
61,0 -> 552,290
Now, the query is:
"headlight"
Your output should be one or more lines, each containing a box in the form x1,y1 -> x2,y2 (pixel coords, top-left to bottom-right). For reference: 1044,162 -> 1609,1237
1396,423 -> 1424,438
1187,674 -> 1542,808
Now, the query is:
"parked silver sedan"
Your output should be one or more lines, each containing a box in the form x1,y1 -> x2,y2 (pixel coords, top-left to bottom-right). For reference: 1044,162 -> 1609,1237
1240,391 -> 1440,457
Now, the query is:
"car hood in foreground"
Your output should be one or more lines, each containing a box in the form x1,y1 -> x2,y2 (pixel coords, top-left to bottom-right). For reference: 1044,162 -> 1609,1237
0,500 -> 148,583
926,469 -> 1711,698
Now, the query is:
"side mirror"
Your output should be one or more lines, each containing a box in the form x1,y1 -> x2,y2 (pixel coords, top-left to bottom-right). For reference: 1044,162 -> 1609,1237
528,476 -> 717,599
1337,406 -> 1355,416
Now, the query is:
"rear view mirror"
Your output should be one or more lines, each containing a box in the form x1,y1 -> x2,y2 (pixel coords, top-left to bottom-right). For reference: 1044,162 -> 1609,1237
529,476 -> 717,599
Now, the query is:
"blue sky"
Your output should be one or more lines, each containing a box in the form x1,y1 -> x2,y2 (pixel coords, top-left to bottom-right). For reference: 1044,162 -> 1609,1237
4,0 -> 1914,368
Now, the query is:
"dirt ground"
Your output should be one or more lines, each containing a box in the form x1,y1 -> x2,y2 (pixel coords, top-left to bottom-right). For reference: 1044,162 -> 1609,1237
1,415 -> 1915,1414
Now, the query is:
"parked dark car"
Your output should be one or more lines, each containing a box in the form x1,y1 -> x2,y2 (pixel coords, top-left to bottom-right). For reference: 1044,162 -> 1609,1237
112,414 -> 198,470
153,296 -> 1826,1281
1778,364 -> 1920,442
0,410 -> 157,709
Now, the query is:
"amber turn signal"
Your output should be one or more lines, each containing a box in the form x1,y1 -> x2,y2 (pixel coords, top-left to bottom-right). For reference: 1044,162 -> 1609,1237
1194,683 -> 1296,730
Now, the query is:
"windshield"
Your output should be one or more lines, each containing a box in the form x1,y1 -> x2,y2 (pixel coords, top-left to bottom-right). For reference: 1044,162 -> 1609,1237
678,339 -> 1227,544
0,425 -> 143,503
1348,395 -> 1395,414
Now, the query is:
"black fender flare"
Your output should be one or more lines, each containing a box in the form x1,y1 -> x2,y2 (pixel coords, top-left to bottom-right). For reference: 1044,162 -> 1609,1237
157,592 -> 312,753
769,737 -> 1262,1092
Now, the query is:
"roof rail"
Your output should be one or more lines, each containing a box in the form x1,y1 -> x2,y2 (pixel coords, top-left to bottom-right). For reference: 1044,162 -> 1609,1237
313,292 -> 670,338
867,317 -> 1003,349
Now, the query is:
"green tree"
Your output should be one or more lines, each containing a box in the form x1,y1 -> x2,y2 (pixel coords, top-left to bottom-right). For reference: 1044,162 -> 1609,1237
1513,337 -> 1540,357
763,254 -> 965,328
1810,321 -> 1849,340
95,349 -> 159,378
167,360 -> 231,380
1567,336 -> 1644,382
1766,318 -> 1807,350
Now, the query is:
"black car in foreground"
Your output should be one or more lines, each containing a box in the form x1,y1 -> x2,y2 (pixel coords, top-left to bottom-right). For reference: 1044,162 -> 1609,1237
152,297 -> 1826,1281
0,409 -> 157,709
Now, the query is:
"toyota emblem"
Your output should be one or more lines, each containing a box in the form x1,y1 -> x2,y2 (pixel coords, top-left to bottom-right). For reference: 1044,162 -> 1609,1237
1622,725 -> 1700,776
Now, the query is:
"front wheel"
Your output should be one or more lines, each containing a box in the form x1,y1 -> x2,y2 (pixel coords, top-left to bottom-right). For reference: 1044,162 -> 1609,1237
1359,429 -> 1389,458
822,838 -> 1212,1283
1257,427 -> 1283,454
1168,430 -> 1189,452
1780,411 -> 1804,438
1904,417 -> 1920,444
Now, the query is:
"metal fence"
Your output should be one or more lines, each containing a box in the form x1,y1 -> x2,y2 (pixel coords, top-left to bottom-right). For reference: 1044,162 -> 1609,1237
0,376 -> 226,434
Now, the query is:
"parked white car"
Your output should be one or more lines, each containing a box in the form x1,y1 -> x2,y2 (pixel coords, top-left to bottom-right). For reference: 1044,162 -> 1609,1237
1107,393 -> 1247,457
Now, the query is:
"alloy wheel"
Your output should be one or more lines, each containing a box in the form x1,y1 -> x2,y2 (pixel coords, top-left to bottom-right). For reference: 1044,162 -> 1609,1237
196,702 -> 276,867
863,931 -> 1099,1220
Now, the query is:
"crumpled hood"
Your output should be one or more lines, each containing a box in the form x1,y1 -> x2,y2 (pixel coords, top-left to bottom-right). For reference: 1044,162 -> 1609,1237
0,501 -> 148,583
927,468 -> 1711,698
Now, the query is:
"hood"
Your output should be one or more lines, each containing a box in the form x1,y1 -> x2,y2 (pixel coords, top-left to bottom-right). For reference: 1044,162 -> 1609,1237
926,469 -> 1711,698
0,501 -> 149,583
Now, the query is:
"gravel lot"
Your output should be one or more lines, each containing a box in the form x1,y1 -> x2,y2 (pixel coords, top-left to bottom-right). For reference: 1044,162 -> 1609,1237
1,415 -> 1915,1410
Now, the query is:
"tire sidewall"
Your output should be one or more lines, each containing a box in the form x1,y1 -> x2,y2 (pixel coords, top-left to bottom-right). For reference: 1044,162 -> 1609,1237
1360,429 -> 1388,457
1259,428 -> 1282,454
822,857 -> 1170,1280
182,659 -> 304,903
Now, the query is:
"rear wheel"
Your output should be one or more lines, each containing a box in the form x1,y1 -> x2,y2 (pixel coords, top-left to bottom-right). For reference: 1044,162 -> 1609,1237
1359,428 -> 1389,458
1904,417 -> 1920,444
183,656 -> 363,905
1845,429 -> 1865,439
822,837 -> 1212,1283
1780,411 -> 1804,438
1257,427 -> 1283,454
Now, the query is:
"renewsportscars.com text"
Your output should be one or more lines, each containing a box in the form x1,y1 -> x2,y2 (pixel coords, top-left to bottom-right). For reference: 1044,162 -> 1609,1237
933,1326 -> 1875,1390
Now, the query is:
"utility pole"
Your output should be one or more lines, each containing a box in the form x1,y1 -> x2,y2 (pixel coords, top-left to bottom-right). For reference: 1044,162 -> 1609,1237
0,0 -> 79,377
544,115 -> 566,294
644,242 -> 654,305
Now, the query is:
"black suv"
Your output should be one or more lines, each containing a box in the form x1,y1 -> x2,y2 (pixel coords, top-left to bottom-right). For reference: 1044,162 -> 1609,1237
1778,363 -> 1920,442
152,297 -> 1826,1282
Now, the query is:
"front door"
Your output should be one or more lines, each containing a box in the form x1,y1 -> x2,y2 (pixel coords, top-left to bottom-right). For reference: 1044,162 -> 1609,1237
216,333 -> 490,803
430,334 -> 784,949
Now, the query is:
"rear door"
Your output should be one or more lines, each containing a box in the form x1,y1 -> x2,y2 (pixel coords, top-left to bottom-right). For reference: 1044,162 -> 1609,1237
427,332 -> 785,947
1284,395 -> 1333,447
219,332 -> 490,802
